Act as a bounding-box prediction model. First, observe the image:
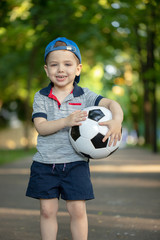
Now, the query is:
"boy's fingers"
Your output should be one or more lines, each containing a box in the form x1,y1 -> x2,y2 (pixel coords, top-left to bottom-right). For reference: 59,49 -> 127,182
80,117 -> 87,122
109,134 -> 120,146
118,133 -> 122,141
98,120 -> 110,126
103,133 -> 120,147
108,134 -> 115,146
102,130 -> 111,142
113,134 -> 119,146
81,112 -> 88,117
75,111 -> 87,123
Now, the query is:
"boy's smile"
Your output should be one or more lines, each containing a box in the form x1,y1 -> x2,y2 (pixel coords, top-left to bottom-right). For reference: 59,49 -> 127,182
44,50 -> 82,90
56,75 -> 67,82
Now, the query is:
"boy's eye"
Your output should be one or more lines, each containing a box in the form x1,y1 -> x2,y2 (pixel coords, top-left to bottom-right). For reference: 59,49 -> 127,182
65,63 -> 72,66
51,64 -> 57,67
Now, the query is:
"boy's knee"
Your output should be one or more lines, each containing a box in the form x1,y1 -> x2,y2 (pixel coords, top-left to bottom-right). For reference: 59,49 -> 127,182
67,201 -> 86,219
40,199 -> 58,219
40,207 -> 54,219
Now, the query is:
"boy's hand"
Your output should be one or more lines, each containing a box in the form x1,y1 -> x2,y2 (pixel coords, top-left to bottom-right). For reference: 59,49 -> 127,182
65,110 -> 88,127
98,119 -> 122,146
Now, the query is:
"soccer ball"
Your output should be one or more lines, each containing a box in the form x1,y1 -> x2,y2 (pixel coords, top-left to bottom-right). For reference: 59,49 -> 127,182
69,106 -> 122,159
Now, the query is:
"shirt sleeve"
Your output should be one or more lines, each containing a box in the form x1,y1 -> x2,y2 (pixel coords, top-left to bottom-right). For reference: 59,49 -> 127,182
32,91 -> 47,121
83,88 -> 104,107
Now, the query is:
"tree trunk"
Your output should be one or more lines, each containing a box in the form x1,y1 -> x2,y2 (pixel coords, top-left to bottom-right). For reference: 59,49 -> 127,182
134,4 -> 158,152
134,25 -> 152,145
146,6 -> 157,153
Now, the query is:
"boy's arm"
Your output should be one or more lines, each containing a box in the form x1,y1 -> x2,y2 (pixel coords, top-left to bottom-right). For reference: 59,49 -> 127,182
98,98 -> 123,146
34,110 -> 87,136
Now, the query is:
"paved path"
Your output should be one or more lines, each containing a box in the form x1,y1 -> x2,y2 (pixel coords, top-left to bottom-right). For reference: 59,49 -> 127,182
0,148 -> 160,240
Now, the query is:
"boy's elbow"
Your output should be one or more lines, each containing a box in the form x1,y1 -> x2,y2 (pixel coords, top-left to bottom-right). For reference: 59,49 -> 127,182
99,98 -> 117,108
37,129 -> 47,136
34,125 -> 46,136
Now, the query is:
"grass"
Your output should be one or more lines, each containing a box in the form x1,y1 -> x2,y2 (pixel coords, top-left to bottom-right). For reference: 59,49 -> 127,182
0,148 -> 36,166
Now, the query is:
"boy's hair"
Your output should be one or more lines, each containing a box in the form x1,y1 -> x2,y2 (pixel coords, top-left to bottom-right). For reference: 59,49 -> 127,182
46,41 -> 80,65
54,41 -> 67,48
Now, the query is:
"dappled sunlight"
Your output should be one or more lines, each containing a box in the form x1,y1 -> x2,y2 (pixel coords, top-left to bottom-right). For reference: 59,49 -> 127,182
0,168 -> 29,175
112,85 -> 125,96
80,64 -> 103,94
6,140 -> 16,149
0,208 -> 39,216
90,164 -> 160,173
0,207 -> 69,217
9,0 -> 33,21
0,126 -> 37,149
87,213 -> 160,231
1,163 -> 160,175
0,207 -> 159,232
0,149 -> 159,239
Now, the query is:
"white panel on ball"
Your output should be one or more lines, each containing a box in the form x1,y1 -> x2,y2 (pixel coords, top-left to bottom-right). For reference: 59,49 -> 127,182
80,118 -> 99,139
90,148 -> 110,159
75,137 -> 95,156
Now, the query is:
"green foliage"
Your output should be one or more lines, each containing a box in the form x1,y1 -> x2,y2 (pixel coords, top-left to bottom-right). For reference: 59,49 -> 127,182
0,148 -> 36,165
0,0 -> 160,150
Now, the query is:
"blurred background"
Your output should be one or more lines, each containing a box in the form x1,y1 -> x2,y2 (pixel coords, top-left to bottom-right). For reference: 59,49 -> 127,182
0,0 -> 160,155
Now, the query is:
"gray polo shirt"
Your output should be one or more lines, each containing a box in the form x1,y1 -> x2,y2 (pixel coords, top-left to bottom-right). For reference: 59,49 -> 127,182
32,82 -> 103,164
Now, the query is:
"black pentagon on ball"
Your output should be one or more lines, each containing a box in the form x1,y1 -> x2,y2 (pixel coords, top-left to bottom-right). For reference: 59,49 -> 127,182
91,133 -> 108,148
88,109 -> 105,122
70,126 -> 80,141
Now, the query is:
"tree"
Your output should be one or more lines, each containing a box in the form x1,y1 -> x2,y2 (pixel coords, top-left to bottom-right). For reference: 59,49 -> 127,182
130,0 -> 160,152
0,0 -> 159,151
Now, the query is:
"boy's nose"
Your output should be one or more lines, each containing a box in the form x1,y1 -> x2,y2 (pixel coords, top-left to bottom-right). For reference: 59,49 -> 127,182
58,64 -> 64,72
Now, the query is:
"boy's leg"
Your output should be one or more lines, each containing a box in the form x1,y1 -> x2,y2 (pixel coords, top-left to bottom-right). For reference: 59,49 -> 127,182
66,200 -> 88,240
40,198 -> 59,240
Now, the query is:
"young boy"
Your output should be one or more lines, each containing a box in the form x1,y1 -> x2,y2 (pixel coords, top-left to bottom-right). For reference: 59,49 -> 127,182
26,37 -> 123,240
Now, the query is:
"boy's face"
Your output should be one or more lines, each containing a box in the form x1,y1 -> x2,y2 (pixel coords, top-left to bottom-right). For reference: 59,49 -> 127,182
44,50 -> 82,89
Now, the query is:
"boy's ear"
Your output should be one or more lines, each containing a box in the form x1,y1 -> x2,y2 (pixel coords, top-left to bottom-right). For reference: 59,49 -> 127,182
44,65 -> 49,77
76,64 -> 82,76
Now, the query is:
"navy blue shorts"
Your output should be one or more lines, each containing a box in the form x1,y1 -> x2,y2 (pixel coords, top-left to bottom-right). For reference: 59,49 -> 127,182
26,161 -> 94,201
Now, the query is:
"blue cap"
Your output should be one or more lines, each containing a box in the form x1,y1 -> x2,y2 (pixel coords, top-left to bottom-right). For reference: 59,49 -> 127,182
44,37 -> 81,83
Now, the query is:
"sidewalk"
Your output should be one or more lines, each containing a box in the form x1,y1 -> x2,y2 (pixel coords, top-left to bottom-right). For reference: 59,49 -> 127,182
0,148 -> 160,240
